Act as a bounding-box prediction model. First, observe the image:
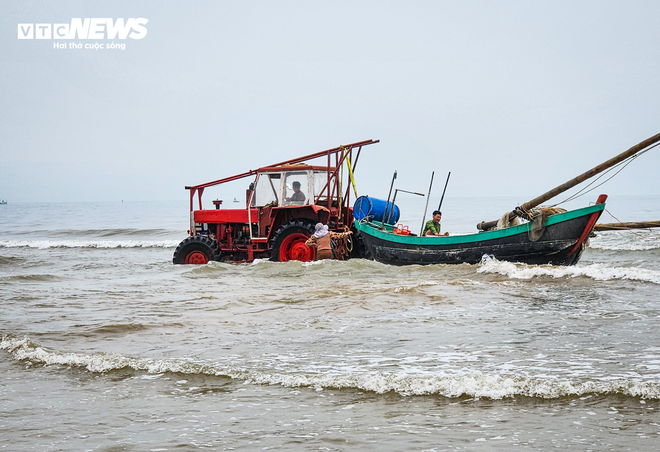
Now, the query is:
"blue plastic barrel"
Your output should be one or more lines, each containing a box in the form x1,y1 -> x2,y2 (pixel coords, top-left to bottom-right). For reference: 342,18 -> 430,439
353,196 -> 400,225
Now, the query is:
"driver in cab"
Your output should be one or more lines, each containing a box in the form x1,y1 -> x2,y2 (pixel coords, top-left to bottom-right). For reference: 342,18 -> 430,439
285,181 -> 306,204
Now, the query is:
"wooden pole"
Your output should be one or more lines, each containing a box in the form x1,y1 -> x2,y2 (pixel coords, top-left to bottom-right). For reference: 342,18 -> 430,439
477,132 -> 660,231
387,189 -> 400,225
387,188 -> 424,224
381,171 -> 397,228
594,221 -> 660,231
438,172 -> 451,211
420,172 -> 435,236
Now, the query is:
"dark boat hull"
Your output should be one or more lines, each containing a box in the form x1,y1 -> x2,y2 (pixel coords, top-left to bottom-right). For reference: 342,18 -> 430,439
355,203 -> 605,266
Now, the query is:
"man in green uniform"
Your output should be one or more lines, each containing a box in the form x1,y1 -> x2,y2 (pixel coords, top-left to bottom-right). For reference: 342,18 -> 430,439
423,210 -> 449,236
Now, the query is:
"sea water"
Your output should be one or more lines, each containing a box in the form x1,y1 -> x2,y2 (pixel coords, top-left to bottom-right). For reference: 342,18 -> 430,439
1,197 -> 660,451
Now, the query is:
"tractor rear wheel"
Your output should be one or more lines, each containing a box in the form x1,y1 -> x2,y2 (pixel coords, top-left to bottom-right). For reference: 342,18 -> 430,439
172,236 -> 221,265
270,220 -> 316,262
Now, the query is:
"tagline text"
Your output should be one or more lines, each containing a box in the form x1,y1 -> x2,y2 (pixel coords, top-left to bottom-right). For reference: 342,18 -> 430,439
53,41 -> 126,50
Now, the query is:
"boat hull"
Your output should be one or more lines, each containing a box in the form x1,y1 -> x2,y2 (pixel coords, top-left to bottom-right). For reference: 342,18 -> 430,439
355,203 -> 605,266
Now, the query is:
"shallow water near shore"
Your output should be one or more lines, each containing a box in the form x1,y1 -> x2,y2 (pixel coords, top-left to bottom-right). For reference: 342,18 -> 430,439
1,198 -> 660,451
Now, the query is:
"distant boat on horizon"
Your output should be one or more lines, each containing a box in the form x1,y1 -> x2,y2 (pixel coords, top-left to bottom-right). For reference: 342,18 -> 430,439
233,198 -> 239,203
0,200 -> 7,205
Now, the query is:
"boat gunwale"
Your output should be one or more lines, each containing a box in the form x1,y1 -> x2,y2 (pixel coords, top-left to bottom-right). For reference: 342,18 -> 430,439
354,203 -> 605,245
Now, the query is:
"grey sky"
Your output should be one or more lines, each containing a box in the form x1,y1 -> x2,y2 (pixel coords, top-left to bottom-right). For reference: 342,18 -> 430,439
1,1 -> 659,204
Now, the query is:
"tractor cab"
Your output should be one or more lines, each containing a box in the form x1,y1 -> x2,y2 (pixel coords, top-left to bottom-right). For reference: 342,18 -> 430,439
250,167 -> 329,208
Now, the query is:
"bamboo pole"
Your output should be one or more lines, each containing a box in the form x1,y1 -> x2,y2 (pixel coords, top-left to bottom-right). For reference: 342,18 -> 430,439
381,171 -> 397,228
594,221 -> 660,231
438,172 -> 451,211
420,172 -> 435,236
477,132 -> 660,231
387,188 -> 424,224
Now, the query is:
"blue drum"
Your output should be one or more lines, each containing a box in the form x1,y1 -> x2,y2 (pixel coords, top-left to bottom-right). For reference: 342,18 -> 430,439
353,196 -> 400,225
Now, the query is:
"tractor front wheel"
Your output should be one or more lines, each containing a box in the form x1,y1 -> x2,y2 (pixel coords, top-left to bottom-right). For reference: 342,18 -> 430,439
270,220 -> 316,262
172,236 -> 221,265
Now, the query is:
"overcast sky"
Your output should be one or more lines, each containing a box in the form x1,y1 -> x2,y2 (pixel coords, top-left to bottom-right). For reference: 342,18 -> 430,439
1,1 -> 659,205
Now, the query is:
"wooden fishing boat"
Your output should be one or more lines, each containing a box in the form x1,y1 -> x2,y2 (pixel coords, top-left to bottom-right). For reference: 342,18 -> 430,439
354,195 -> 607,266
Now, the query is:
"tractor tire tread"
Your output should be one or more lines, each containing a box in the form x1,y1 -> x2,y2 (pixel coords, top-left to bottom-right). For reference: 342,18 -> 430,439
172,235 -> 221,264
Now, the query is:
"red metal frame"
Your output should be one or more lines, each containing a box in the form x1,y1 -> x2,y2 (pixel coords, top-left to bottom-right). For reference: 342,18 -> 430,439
185,139 -> 379,213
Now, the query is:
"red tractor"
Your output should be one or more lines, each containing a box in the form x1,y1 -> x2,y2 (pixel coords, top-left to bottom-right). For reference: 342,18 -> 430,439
173,139 -> 379,264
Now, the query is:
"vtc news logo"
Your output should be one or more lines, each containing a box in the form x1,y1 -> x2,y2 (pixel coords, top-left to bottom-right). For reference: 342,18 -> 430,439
18,18 -> 148,40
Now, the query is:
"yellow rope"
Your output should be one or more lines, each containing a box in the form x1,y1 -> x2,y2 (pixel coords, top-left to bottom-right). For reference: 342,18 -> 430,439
346,155 -> 358,197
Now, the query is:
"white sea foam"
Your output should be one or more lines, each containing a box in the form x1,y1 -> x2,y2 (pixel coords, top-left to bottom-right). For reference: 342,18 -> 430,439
0,240 -> 179,249
590,230 -> 660,251
477,256 -> 660,285
3,335 -> 659,400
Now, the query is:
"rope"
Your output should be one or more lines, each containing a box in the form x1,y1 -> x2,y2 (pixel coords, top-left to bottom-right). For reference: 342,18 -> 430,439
346,155 -> 358,197
330,231 -> 353,259
552,156 -> 634,205
345,226 -> 354,252
549,143 -> 658,208
603,208 -> 658,239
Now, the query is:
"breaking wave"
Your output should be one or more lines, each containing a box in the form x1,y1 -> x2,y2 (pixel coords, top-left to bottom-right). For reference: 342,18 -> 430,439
2,335 -> 659,400
6,228 -> 178,238
0,240 -> 179,249
590,230 -> 660,251
477,256 -> 660,285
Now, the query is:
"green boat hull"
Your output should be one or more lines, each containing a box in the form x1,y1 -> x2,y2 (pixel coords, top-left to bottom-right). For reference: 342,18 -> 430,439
354,203 -> 605,266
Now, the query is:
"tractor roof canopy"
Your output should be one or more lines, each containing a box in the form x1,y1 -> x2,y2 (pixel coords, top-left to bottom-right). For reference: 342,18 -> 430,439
185,139 -> 379,212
